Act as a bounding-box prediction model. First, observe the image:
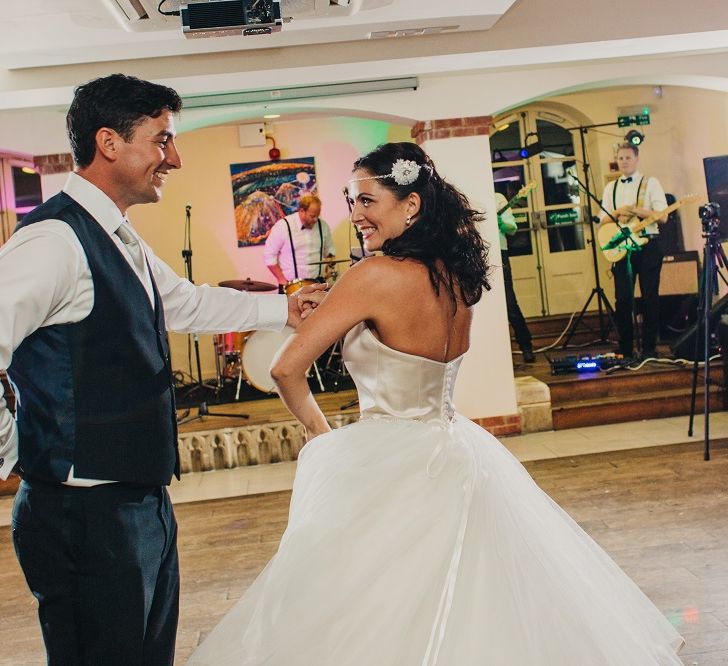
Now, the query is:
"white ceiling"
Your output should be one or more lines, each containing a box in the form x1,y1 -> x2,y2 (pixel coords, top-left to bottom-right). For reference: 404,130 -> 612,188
0,0 -> 514,69
2,0 -> 728,114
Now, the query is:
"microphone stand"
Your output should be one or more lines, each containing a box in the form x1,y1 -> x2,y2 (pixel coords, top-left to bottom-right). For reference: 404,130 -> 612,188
179,205 -> 208,399
177,205 -> 249,425
560,123 -> 619,348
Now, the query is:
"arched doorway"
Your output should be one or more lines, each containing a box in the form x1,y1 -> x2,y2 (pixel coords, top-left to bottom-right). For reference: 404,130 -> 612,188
490,106 -> 599,317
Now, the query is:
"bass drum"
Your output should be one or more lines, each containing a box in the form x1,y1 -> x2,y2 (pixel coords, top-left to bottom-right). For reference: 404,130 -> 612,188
242,326 -> 295,393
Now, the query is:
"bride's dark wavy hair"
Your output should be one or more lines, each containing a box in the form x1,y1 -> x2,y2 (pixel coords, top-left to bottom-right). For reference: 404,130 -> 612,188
352,142 -> 490,307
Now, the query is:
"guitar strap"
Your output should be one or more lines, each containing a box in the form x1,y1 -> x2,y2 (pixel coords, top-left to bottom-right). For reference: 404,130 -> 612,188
613,175 -> 650,236
636,176 -> 654,237
636,176 -> 648,207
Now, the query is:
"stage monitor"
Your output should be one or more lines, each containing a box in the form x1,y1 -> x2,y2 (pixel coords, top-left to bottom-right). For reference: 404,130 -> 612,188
703,155 -> 728,239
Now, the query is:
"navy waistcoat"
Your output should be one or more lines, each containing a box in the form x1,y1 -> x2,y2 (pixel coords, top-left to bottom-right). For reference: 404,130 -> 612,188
7,192 -> 179,485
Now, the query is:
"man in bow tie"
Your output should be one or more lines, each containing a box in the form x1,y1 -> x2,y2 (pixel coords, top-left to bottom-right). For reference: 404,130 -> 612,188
599,143 -> 668,360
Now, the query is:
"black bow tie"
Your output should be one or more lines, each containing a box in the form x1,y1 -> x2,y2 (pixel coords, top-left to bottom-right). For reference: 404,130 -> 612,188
620,176 -> 633,183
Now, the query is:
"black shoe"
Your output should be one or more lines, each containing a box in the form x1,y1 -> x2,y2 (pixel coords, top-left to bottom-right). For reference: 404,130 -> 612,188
522,349 -> 536,363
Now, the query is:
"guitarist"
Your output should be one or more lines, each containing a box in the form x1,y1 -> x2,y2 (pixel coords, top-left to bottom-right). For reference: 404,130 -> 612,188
496,190 -> 535,363
599,143 -> 668,360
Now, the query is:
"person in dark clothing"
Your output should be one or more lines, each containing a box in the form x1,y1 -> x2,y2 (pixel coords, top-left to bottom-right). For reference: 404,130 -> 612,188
496,192 -> 535,363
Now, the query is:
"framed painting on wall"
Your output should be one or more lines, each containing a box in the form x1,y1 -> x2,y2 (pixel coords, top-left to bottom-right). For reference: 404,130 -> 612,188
230,157 -> 317,247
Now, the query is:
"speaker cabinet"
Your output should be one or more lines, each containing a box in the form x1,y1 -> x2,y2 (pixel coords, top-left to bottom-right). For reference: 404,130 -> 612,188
635,251 -> 699,297
670,293 -> 728,360
634,251 -> 700,342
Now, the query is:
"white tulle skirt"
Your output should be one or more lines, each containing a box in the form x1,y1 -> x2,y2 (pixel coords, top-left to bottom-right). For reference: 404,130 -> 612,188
187,416 -> 684,665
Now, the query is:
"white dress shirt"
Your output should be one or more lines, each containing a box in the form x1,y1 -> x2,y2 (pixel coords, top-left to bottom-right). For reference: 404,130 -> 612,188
0,173 -> 288,483
263,212 -> 336,281
599,170 -> 668,236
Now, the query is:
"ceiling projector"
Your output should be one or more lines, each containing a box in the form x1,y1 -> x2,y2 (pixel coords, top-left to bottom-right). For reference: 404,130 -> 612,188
181,0 -> 284,37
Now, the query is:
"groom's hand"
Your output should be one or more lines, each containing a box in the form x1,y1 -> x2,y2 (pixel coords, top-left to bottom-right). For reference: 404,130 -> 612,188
286,283 -> 328,328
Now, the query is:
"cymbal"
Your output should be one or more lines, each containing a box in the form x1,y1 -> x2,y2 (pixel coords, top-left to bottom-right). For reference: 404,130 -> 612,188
307,258 -> 352,266
219,279 -> 277,292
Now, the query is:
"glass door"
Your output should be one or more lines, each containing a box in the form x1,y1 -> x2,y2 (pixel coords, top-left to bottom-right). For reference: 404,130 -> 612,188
490,109 -> 597,317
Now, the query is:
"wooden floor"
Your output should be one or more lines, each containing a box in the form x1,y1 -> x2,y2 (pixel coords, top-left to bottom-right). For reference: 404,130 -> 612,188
1,441 -> 727,665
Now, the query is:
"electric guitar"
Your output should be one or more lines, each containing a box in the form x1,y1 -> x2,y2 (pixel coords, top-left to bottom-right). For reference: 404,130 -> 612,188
497,180 -> 537,218
598,194 -> 698,263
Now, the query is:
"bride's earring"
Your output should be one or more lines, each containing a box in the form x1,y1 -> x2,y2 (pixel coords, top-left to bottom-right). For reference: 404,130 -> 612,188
405,216 -> 412,227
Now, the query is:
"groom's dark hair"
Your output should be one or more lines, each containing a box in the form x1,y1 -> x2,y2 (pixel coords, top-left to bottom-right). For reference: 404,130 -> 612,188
67,73 -> 182,169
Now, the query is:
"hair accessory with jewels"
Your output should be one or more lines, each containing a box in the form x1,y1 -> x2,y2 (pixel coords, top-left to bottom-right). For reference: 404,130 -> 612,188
349,158 -> 431,186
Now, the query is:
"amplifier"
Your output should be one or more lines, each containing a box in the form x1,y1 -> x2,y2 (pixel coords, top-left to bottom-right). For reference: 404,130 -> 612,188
635,250 -> 699,297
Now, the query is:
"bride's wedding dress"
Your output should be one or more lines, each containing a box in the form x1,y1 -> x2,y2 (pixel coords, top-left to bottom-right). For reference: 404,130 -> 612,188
188,322 -> 683,665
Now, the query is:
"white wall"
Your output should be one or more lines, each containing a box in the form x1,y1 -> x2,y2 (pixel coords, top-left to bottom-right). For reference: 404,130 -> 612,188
423,134 -> 518,419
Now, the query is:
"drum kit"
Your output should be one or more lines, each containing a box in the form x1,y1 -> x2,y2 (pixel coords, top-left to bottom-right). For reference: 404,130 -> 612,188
214,259 -> 351,399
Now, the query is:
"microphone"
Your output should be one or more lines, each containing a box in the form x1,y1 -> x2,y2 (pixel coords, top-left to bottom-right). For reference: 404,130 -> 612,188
185,204 -> 192,212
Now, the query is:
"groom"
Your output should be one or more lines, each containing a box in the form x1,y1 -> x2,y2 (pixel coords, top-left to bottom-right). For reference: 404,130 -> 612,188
0,74 -> 323,665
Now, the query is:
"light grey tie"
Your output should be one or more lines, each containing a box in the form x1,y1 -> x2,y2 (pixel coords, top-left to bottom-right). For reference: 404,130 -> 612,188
115,221 -> 147,277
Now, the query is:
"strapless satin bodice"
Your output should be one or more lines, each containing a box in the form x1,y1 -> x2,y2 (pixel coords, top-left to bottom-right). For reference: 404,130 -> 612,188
342,322 -> 463,424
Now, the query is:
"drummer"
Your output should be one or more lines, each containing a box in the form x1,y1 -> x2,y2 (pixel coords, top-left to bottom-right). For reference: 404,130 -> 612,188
264,194 -> 336,293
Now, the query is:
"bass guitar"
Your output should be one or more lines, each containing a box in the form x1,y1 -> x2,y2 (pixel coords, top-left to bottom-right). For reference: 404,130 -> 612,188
598,194 -> 698,263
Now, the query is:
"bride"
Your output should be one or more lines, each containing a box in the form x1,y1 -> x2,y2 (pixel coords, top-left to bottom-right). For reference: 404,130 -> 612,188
187,142 -> 683,665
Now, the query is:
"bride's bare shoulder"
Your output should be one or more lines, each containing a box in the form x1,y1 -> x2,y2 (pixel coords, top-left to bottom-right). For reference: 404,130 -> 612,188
346,255 -> 427,281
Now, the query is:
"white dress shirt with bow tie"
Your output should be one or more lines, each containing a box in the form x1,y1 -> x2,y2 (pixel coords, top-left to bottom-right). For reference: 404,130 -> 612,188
0,173 -> 288,484
598,170 -> 668,236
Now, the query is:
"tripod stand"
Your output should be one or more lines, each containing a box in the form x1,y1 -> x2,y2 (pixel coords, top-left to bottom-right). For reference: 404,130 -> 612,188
687,203 -> 726,460
561,124 -> 619,347
177,205 -> 248,425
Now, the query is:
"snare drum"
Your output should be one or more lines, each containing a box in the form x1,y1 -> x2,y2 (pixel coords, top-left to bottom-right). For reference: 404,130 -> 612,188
283,278 -> 318,296
214,331 -> 249,379
242,326 -> 295,393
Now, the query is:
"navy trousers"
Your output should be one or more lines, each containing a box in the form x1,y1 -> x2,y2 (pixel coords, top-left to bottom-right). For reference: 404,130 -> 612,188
12,479 -> 179,666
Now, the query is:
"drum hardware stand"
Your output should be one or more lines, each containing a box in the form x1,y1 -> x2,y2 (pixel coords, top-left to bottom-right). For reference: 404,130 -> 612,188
177,205 -> 249,425
561,123 -> 621,348
687,203 -> 726,460
321,338 -> 349,392
311,362 -> 325,392
177,401 -> 248,425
